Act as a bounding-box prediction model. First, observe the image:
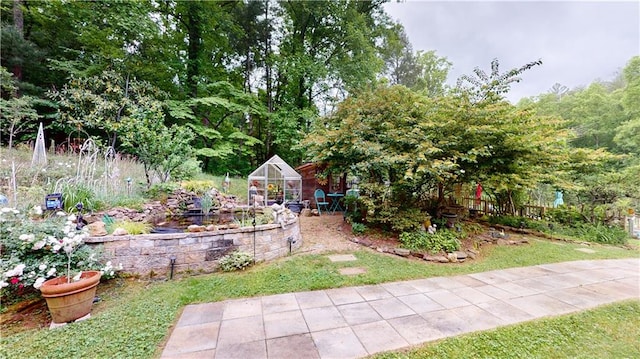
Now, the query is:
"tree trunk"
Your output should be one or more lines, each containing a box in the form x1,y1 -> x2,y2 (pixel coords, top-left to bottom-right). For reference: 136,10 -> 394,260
186,2 -> 201,98
12,0 -> 24,86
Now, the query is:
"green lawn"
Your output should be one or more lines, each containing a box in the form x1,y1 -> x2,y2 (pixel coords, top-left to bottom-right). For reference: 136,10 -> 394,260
0,237 -> 638,359
371,300 -> 640,359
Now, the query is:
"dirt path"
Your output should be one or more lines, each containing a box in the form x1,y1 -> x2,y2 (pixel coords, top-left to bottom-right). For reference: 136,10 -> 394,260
297,214 -> 362,254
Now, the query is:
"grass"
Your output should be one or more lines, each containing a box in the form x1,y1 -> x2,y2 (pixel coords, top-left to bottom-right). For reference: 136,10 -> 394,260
371,300 -> 640,359
0,236 -> 638,359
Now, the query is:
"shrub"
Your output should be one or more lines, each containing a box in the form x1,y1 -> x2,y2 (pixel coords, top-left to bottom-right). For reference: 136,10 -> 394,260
181,180 -> 215,195
145,182 -> 179,200
546,207 -> 586,225
558,223 -> 629,245
109,220 -> 152,235
171,158 -> 202,181
351,222 -> 366,235
59,181 -> 103,212
0,207 -> 114,306
399,230 -> 461,254
218,252 -> 254,272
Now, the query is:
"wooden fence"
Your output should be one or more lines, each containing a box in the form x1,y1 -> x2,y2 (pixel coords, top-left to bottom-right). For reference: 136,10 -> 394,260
460,197 -> 547,218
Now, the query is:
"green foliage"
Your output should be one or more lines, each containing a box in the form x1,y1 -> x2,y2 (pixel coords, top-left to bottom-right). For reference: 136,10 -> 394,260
108,220 -> 152,235
0,209 -> 109,305
545,207 -> 586,225
200,193 -> 214,215
456,58 -> 543,103
171,158 -> 202,182
218,252 -> 254,272
145,182 -> 180,201
399,230 -> 462,254
180,180 -> 215,195
488,215 -> 629,245
559,223 -> 629,245
351,222 -> 366,235
60,182 -> 102,213
119,105 -> 196,185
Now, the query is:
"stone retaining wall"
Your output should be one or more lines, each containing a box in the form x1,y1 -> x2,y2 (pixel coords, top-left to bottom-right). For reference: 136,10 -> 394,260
85,218 -> 301,279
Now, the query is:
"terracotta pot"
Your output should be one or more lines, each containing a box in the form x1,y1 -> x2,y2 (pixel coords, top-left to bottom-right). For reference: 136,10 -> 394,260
40,270 -> 101,324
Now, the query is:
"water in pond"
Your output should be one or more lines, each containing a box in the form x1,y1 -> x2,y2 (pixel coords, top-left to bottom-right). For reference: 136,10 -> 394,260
150,209 -> 254,233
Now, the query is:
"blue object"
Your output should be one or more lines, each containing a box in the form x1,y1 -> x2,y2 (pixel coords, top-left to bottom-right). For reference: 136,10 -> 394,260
0,194 -> 8,205
553,190 -> 564,208
314,189 -> 329,215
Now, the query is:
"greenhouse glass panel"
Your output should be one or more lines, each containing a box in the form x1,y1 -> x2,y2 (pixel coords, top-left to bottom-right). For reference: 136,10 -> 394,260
247,155 -> 302,206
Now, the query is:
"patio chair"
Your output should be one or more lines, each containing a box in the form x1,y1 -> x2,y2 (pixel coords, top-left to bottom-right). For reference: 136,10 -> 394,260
314,189 -> 330,215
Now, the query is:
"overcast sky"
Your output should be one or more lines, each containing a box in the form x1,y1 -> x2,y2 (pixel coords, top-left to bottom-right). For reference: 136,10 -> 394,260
383,0 -> 640,103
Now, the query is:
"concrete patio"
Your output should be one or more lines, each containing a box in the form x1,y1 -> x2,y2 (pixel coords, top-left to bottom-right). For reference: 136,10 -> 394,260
160,258 -> 639,359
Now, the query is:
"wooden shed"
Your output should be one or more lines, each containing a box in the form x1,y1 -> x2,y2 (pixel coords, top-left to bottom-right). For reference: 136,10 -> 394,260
295,163 -> 347,209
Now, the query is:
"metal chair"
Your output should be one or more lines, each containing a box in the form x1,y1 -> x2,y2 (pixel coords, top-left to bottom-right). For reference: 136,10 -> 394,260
314,189 -> 330,215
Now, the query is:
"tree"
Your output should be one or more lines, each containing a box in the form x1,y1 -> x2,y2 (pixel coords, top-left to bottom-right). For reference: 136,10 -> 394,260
0,67 -> 38,148
456,58 -> 543,103
304,84 -> 572,215
378,24 -> 451,96
119,103 -> 195,186
49,70 -> 166,147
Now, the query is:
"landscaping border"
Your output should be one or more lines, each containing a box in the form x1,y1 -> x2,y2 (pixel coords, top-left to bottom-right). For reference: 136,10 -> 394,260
84,218 -> 301,279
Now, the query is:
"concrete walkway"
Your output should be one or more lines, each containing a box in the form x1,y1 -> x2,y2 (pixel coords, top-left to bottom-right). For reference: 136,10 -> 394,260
160,258 -> 639,359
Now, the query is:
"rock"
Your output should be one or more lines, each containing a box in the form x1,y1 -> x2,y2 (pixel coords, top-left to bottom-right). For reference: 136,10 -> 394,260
187,225 -> 205,232
454,251 -> 468,260
497,239 -> 509,246
394,248 -> 411,257
87,221 -> 108,237
465,250 -> 477,260
112,227 -> 129,236
206,225 -> 217,231
447,252 -> 458,262
424,255 -> 449,263
300,208 -> 311,217
228,223 -> 240,229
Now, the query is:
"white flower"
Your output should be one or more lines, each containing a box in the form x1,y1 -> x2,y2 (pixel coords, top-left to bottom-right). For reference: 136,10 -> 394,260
32,240 -> 46,250
67,214 -> 77,222
31,205 -> 43,216
0,280 -> 8,288
1,207 -> 13,213
56,211 -> 66,217
5,264 -> 26,277
19,234 -> 35,242
47,267 -> 57,276
39,264 -> 47,271
52,244 -> 61,252
34,277 -> 46,289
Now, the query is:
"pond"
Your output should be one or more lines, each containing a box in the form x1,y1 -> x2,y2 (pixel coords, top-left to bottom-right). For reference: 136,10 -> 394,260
149,207 -> 263,233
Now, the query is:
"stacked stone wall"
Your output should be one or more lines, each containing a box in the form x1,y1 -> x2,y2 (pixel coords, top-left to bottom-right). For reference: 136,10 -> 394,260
85,218 -> 301,279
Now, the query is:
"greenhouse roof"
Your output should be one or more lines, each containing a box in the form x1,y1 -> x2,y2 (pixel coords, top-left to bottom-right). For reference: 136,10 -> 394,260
248,155 -> 301,180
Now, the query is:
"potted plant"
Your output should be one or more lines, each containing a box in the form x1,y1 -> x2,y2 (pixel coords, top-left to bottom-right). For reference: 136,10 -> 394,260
0,206 -> 116,325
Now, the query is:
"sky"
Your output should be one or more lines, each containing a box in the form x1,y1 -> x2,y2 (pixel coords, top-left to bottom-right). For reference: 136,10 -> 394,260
383,0 -> 640,103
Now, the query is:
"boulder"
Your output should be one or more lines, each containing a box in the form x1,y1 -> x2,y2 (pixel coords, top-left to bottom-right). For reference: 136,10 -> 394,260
87,221 -> 107,237
187,225 -> 205,232
394,248 -> 411,257
112,227 -> 129,236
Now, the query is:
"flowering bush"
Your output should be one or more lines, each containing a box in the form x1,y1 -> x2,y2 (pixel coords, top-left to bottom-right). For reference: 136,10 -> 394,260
0,206 -> 119,304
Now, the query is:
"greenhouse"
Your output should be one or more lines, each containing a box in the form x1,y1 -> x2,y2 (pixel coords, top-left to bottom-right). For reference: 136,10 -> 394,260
247,155 -> 302,206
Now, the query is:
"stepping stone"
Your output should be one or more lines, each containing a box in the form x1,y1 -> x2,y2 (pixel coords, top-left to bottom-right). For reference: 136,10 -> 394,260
328,254 -> 357,262
339,267 -> 367,276
575,248 -> 596,254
